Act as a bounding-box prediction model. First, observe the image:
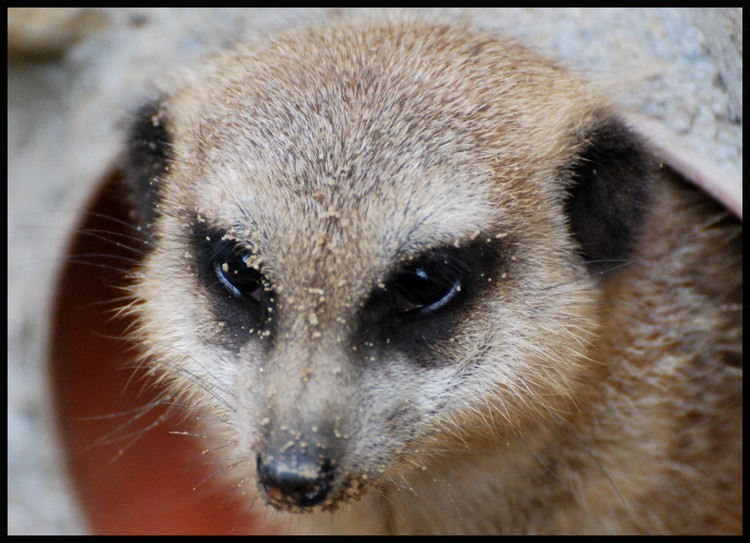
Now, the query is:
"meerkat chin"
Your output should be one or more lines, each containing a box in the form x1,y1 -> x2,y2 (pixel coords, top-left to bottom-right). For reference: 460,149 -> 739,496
120,14 -> 741,535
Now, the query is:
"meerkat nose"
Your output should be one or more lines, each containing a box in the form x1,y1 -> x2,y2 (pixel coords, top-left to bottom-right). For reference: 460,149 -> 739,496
256,454 -> 335,509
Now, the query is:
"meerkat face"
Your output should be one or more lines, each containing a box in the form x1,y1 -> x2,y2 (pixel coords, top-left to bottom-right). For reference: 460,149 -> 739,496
126,18 -> 651,513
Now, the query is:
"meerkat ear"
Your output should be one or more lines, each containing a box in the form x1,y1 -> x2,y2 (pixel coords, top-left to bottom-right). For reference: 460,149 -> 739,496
122,98 -> 172,236
563,116 -> 653,276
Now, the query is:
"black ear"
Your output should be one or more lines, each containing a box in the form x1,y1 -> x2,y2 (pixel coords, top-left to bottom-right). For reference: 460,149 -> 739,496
123,98 -> 172,237
564,117 -> 653,276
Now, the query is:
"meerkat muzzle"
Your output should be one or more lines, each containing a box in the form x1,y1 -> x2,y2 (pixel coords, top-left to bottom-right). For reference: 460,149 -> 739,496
256,453 -> 335,510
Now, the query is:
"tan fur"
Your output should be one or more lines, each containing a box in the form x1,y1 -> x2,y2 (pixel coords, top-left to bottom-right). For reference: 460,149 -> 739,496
128,14 -> 741,534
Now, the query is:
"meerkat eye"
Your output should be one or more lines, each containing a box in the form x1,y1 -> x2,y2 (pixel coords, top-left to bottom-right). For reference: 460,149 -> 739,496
390,251 -> 462,314
212,246 -> 265,303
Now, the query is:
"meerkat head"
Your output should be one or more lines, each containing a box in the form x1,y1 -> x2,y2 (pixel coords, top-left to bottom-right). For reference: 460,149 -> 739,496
124,17 -> 651,513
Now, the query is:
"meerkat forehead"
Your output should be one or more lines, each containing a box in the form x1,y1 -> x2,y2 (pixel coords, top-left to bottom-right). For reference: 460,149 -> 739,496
155,19 -> 601,303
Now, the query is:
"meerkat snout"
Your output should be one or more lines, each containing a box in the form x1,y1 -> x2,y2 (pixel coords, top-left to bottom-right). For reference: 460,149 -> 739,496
256,452 -> 335,510
255,415 -> 341,510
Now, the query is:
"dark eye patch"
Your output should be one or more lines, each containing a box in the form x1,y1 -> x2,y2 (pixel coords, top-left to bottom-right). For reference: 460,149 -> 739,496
389,248 -> 465,315
354,235 -> 509,367
211,240 -> 265,303
192,223 -> 275,348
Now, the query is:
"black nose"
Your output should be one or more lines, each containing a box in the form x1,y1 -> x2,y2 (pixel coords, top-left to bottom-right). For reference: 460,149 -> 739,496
256,454 -> 335,509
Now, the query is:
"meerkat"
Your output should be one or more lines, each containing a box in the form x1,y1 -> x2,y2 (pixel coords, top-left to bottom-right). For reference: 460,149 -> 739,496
119,14 -> 742,535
